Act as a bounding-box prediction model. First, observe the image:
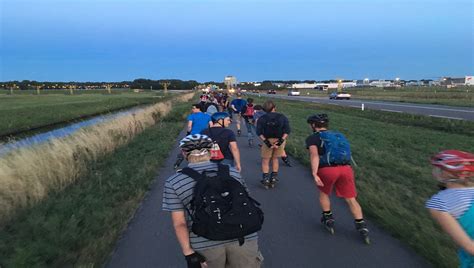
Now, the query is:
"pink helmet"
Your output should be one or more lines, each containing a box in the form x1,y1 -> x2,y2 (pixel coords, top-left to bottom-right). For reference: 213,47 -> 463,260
431,150 -> 474,181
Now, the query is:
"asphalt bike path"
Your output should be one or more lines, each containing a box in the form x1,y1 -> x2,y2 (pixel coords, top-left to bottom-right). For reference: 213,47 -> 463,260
107,121 -> 431,267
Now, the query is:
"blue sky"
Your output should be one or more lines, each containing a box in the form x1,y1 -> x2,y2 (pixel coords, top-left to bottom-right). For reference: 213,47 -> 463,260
1,0 -> 473,82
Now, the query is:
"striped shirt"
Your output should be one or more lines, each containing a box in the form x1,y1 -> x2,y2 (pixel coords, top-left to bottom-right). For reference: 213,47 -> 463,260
425,188 -> 474,219
162,161 -> 258,250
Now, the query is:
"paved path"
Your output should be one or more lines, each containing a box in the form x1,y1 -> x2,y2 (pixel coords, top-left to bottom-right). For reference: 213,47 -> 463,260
107,122 -> 431,268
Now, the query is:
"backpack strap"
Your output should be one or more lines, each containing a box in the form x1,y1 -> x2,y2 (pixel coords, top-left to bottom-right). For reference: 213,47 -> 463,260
217,163 -> 230,178
180,167 -> 204,183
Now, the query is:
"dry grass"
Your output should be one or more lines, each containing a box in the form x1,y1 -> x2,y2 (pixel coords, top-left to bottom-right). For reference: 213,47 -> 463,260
0,93 -> 193,226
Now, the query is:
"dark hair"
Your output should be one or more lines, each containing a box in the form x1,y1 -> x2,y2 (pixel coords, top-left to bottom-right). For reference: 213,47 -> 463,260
247,98 -> 254,104
263,100 -> 275,113
254,105 -> 263,111
192,103 -> 201,110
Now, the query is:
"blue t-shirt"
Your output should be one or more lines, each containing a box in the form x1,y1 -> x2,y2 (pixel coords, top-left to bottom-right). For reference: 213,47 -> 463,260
187,112 -> 211,134
231,99 -> 247,113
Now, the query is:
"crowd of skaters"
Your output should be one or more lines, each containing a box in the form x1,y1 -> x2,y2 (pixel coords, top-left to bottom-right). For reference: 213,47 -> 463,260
163,91 -> 474,268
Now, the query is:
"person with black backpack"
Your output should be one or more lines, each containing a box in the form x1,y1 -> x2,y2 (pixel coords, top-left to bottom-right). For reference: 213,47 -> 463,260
162,134 -> 264,268
306,114 -> 370,244
256,100 -> 291,188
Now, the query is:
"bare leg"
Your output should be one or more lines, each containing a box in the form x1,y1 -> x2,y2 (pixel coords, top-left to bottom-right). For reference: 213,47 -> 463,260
271,156 -> 280,172
319,192 -> 331,211
345,198 -> 363,219
261,158 -> 270,173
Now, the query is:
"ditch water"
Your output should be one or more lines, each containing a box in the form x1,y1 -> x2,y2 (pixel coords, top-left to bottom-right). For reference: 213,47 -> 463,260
0,107 -> 146,156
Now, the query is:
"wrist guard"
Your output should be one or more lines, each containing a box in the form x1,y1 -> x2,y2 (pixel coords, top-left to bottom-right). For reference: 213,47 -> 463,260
185,252 -> 206,268
264,139 -> 272,148
276,138 -> 284,146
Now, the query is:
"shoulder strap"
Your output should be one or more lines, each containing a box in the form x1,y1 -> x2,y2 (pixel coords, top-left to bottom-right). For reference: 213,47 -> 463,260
217,163 -> 230,178
180,167 -> 204,183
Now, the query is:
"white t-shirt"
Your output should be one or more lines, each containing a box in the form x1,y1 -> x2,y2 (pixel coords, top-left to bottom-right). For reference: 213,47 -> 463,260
425,188 -> 474,219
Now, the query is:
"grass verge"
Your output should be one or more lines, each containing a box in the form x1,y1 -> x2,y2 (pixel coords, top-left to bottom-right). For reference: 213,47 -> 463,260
0,91 -> 175,136
0,101 -> 190,267
260,96 -> 473,267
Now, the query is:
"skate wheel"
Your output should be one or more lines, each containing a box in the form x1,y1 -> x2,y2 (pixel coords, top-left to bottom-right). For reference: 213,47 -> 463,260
364,237 -> 370,245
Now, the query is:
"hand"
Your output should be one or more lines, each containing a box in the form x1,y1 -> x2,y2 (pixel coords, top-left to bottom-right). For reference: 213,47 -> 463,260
186,131 -> 191,135
264,139 -> 272,148
185,252 -> 207,268
275,138 -> 284,146
235,163 -> 242,172
314,175 -> 324,187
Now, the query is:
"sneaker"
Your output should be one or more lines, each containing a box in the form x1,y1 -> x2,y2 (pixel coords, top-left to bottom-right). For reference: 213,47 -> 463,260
281,156 -> 292,167
237,129 -> 241,136
248,139 -> 254,147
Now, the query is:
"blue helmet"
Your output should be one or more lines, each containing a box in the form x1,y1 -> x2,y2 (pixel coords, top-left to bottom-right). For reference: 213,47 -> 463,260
211,112 -> 230,123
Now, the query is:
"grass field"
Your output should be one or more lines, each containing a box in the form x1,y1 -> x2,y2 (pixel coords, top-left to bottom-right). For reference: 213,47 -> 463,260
283,86 -> 474,107
0,90 -> 173,136
0,101 -> 190,267
256,96 -> 473,267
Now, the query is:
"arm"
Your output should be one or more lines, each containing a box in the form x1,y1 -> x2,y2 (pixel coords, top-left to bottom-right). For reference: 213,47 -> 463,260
171,211 -> 194,255
429,209 -> 474,255
309,145 -> 324,187
187,121 -> 193,133
229,141 -> 241,172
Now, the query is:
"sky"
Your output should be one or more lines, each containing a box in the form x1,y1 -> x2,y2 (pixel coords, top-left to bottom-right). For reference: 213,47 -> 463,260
0,0 -> 473,82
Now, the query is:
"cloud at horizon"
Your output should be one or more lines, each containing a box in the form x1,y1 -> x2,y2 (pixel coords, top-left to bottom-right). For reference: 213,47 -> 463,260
1,0 -> 473,82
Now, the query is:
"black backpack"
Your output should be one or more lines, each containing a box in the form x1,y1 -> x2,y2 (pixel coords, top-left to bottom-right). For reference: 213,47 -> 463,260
181,164 -> 264,245
262,114 -> 283,138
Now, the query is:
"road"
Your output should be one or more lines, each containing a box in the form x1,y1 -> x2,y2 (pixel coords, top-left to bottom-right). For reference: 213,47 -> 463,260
250,93 -> 474,121
106,123 -> 431,267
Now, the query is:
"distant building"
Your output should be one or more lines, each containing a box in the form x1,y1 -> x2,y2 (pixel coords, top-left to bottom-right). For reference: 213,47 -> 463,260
370,80 -> 394,87
466,76 -> 474,86
224,76 -> 237,88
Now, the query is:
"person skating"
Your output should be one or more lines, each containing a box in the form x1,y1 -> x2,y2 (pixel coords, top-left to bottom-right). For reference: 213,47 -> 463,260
426,150 -> 474,267
256,100 -> 291,188
230,93 -> 247,136
306,114 -> 370,243
163,134 -> 264,268
253,104 -> 291,167
201,112 -> 242,172
174,103 -> 212,169
242,98 -> 256,147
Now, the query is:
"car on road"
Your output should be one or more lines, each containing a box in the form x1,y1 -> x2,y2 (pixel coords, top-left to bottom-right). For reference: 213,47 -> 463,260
267,89 -> 276,94
329,92 -> 351,100
288,89 -> 300,96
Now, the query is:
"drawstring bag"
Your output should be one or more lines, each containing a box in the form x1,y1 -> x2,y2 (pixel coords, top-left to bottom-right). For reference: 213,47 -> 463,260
208,127 -> 224,160
210,142 -> 224,160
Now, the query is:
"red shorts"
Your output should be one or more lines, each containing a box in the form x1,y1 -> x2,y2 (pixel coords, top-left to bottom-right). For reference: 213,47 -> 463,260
317,165 -> 357,198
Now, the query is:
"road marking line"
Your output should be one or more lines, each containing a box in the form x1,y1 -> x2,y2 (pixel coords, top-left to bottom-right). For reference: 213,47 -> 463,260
429,115 -> 463,120
367,101 -> 473,113
381,109 -> 402,113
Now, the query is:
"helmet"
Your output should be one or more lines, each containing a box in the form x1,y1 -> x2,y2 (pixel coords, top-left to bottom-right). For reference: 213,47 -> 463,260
211,112 -> 230,123
179,134 -> 213,153
307,114 -> 329,124
431,150 -> 474,181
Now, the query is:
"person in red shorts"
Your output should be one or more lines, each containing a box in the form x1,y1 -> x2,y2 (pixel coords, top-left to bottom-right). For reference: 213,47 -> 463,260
305,114 -> 369,240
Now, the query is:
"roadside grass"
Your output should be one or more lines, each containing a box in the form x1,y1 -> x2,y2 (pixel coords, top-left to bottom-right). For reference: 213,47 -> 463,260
0,91 -> 174,136
0,101 -> 190,267
294,86 -> 474,107
260,97 -> 473,267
